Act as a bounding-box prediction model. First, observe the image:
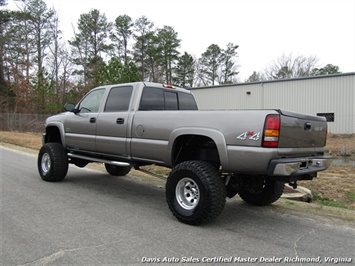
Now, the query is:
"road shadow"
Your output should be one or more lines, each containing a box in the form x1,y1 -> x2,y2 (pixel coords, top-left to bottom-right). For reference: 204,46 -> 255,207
59,166 -> 303,230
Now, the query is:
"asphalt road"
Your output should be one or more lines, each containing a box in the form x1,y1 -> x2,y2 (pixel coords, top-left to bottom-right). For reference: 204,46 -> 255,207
1,145 -> 354,265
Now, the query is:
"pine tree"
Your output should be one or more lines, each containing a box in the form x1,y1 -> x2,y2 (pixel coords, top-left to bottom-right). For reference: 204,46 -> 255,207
174,52 -> 195,88
157,26 -> 180,84
26,0 -> 55,112
219,43 -> 239,84
200,44 -> 221,85
110,14 -> 133,64
133,16 -> 154,81
69,9 -> 111,89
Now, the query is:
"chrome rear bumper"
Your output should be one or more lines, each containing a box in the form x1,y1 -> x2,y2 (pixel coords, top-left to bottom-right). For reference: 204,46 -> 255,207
268,156 -> 333,176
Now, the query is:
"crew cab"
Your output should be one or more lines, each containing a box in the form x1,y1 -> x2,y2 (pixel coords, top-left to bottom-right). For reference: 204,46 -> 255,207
38,82 -> 332,224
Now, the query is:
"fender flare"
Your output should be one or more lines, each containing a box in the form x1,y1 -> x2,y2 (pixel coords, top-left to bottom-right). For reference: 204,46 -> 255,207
168,127 -> 229,170
45,122 -> 66,147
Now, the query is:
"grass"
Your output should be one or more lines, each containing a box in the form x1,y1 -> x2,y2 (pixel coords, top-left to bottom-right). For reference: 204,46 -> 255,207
0,131 -> 42,150
347,192 -> 355,200
312,192 -> 348,209
326,134 -> 355,157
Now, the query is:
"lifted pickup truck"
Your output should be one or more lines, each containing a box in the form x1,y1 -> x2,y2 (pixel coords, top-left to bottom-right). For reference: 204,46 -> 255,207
38,82 -> 332,224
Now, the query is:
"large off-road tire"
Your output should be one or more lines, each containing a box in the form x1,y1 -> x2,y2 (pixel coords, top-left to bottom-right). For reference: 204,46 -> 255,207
239,177 -> 285,206
104,164 -> 131,176
37,143 -> 68,182
166,160 -> 226,225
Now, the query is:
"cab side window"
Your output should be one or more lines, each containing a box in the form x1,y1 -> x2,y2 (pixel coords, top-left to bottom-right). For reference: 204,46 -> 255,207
139,87 -> 164,110
164,91 -> 178,110
78,89 -> 105,113
139,87 -> 197,111
104,86 -> 133,112
178,92 -> 198,110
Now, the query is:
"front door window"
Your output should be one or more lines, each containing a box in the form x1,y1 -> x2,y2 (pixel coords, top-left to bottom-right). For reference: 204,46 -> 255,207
78,89 -> 105,113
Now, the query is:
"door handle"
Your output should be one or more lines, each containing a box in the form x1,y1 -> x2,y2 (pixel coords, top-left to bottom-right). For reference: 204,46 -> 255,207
90,117 -> 96,123
116,118 -> 125,124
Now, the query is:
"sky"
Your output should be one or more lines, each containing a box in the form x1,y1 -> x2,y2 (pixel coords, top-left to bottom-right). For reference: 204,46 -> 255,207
6,0 -> 355,81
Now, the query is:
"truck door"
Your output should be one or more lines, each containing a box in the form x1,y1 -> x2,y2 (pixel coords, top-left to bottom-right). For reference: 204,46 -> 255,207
95,85 -> 133,158
64,88 -> 105,152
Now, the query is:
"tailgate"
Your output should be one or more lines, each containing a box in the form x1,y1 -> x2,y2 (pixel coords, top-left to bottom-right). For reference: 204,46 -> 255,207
278,110 -> 327,148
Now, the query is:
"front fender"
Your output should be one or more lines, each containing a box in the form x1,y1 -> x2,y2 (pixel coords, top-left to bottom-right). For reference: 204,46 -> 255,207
44,121 -> 66,147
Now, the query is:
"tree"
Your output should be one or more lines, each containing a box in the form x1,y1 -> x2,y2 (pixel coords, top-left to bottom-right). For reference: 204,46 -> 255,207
0,0 -> 13,111
69,9 -> 111,88
1,1 -> 35,112
133,16 -> 154,81
219,43 -> 239,84
12,3 -> 34,90
26,0 -> 55,112
96,57 -> 139,85
199,44 -> 221,86
31,68 -> 63,113
143,31 -> 162,82
264,53 -> 319,80
157,26 -> 180,84
312,64 -> 341,76
193,58 -> 207,87
110,14 -> 133,64
27,0 -> 54,77
174,52 -> 195,88
196,43 -> 240,86
246,71 -> 263,82
47,9 -> 61,94
0,0 -> 8,90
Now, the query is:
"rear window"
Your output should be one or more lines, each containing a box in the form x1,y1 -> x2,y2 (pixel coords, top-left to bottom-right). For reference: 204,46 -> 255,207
178,92 -> 198,110
139,87 -> 197,111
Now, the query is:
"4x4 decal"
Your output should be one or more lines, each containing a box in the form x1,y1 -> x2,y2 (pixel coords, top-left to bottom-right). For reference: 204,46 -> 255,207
237,131 -> 260,141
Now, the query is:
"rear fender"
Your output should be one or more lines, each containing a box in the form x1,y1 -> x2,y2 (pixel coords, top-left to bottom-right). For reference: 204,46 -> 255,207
169,128 -> 229,169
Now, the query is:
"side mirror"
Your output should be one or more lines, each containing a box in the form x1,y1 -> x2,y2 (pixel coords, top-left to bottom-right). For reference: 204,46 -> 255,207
64,103 -> 78,113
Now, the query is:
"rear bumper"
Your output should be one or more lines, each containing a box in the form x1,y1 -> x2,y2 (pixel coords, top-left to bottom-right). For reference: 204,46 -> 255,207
267,156 -> 333,177
226,146 -> 332,180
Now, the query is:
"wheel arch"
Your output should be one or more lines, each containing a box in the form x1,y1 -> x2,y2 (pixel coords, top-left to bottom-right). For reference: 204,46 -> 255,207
44,122 -> 66,146
169,128 -> 229,169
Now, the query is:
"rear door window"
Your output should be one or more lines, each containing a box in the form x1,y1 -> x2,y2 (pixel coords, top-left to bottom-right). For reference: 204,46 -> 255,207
139,87 -> 197,110
104,86 -> 133,112
164,91 -> 178,110
139,87 -> 164,110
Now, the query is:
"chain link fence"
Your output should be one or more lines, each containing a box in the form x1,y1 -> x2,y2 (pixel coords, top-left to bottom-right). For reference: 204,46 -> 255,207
0,113 -> 50,133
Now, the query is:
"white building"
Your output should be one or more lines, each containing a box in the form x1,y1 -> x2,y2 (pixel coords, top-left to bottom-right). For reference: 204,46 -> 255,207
190,72 -> 355,134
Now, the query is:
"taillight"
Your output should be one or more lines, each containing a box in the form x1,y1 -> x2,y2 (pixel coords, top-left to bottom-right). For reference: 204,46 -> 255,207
263,114 -> 280,147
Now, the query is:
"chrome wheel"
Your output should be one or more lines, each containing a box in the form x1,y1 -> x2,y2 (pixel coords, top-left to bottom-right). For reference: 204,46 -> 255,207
175,177 -> 200,210
166,161 -> 226,225
41,153 -> 51,175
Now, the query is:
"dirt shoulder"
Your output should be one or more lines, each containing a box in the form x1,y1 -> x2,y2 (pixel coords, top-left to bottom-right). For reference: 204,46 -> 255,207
1,131 -> 355,224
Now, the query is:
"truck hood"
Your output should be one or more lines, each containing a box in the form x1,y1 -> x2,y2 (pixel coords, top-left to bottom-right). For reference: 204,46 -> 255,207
46,112 -> 70,124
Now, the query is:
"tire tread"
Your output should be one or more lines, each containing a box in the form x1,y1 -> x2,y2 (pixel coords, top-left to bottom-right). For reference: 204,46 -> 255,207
166,160 -> 226,225
38,143 -> 68,182
239,179 -> 285,206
